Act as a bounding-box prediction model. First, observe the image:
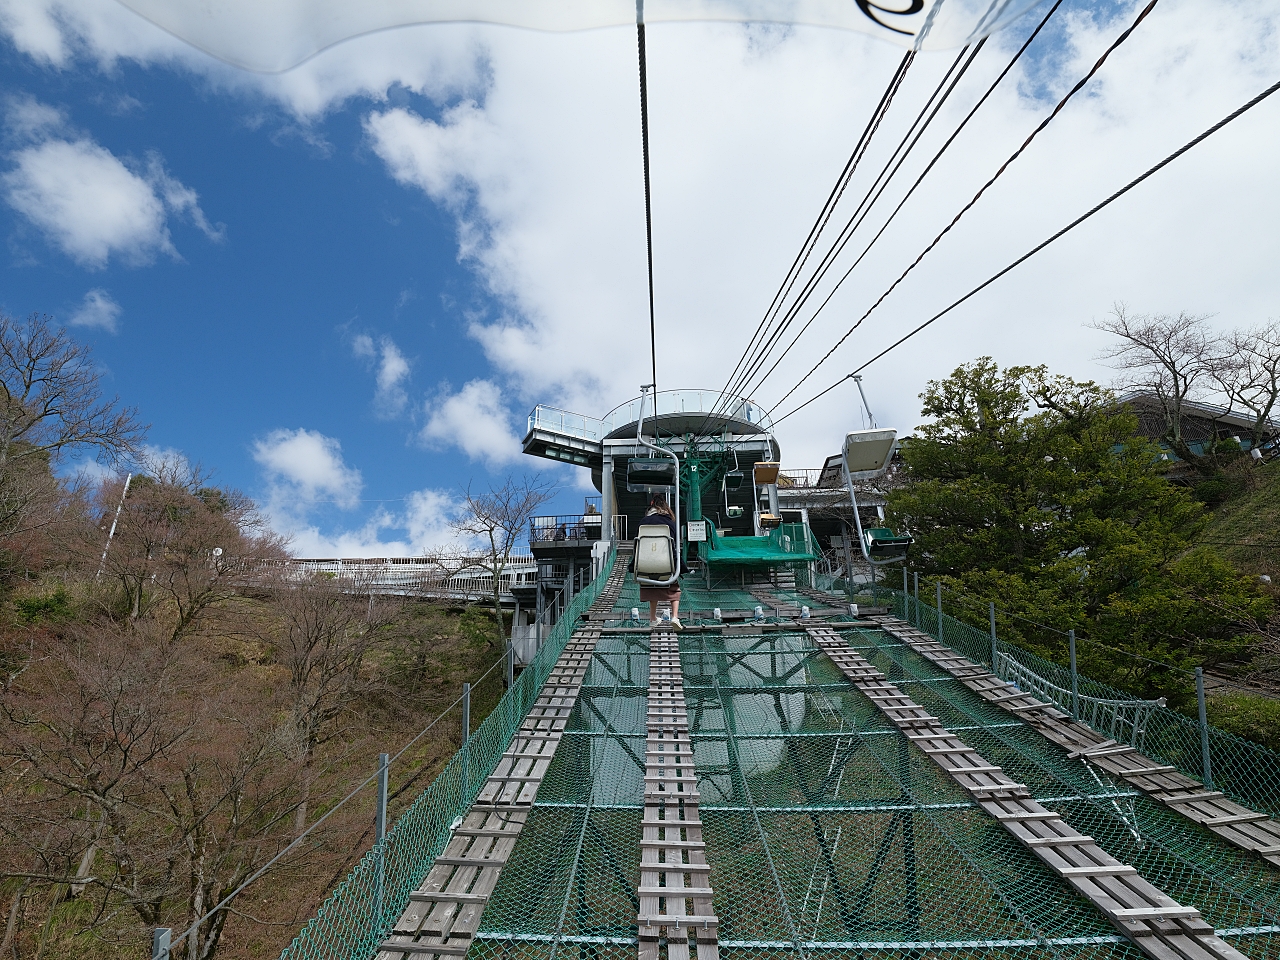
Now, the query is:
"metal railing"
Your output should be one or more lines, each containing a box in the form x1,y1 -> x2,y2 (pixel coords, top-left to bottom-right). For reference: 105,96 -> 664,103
277,546 -> 618,960
526,389 -> 775,444
887,584 -> 1280,819
995,651 -> 1166,753
529,515 -> 625,544
529,514 -> 604,543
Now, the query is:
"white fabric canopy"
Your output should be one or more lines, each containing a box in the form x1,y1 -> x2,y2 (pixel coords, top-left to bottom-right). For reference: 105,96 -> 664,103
113,0 -> 1047,72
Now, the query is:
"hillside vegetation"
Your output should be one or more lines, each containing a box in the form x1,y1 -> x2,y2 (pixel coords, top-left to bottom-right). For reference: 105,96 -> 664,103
887,359 -> 1280,750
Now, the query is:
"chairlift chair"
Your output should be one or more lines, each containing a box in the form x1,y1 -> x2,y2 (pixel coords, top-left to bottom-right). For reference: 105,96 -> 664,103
630,387 -> 682,589
628,457 -> 677,488
842,429 -> 912,566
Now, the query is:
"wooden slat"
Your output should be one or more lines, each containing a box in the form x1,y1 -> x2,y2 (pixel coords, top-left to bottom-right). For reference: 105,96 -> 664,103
377,627 -> 603,960
807,625 -> 1248,960
869,616 -> 1280,867
638,632 -> 719,960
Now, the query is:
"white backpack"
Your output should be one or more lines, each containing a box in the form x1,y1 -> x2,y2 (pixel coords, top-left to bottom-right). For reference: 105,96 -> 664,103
634,523 -> 675,580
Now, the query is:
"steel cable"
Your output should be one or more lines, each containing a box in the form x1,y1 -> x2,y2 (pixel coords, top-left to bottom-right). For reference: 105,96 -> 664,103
772,72 -> 1280,425
768,0 -> 1162,415
741,0 -> 1065,399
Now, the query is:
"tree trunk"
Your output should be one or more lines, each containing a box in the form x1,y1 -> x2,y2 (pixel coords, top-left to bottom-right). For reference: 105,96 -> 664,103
0,881 -> 27,958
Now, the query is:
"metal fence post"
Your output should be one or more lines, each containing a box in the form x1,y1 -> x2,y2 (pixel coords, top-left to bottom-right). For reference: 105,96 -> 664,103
462,683 -> 471,742
902,567 -> 908,616
152,928 -> 171,960
1195,668 -> 1214,789
376,753 -> 389,841
505,642 -> 515,690
935,581 -> 943,640
989,602 -> 997,668
1068,630 -> 1079,720
913,571 -> 919,610
376,752 -> 389,924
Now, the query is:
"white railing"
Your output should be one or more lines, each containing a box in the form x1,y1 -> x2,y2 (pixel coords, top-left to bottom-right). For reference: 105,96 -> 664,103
526,389 -> 774,443
251,555 -> 537,602
995,652 -> 1166,753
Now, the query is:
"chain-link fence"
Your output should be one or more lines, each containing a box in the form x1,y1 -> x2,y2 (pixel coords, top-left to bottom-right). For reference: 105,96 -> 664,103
277,546 -> 618,960
890,586 -> 1280,820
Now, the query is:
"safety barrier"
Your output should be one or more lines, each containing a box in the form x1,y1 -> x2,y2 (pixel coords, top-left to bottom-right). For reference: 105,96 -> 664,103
889,586 -> 1280,819
994,651 -> 1166,753
277,544 -> 618,960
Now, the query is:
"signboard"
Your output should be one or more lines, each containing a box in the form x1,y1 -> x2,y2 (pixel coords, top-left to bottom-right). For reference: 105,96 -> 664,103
686,520 -> 707,543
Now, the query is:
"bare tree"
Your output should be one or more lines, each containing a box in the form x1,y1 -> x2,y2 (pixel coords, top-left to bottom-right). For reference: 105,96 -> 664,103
1214,321 -> 1280,449
94,456 -> 286,636
454,476 -> 555,631
0,619 -> 302,960
1091,305 -> 1222,463
257,571 -> 389,832
0,313 -> 146,542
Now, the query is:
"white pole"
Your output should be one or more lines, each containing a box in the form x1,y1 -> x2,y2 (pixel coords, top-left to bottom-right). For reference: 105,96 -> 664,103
96,472 -> 132,581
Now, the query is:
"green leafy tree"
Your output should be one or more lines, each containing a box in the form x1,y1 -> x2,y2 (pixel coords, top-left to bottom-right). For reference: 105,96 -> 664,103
888,358 -> 1269,700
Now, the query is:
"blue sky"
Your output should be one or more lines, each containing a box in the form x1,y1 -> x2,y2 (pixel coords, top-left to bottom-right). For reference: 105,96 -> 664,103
3,0 -> 1279,555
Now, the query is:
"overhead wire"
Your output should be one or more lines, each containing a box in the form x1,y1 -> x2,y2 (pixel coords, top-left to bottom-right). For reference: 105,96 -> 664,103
725,41 -> 982,406
767,0 -> 1163,415
771,72 -> 1280,426
741,0 -> 1065,399
637,1 -> 659,392
709,49 -> 917,421
716,50 -> 919,410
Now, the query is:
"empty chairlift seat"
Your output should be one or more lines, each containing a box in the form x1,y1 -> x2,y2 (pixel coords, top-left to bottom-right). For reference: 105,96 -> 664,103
864,526 -> 913,560
628,457 -> 677,488
635,523 -> 676,585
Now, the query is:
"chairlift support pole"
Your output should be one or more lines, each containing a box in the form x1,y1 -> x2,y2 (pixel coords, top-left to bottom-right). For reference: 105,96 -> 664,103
853,374 -> 877,429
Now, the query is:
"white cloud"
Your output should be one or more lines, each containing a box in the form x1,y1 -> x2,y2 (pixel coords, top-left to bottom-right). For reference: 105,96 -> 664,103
252,428 -> 363,508
5,137 -> 171,267
9,0 -> 1280,478
265,488 -> 467,558
2,100 -> 222,268
68,287 -> 121,332
421,379 -> 521,467
352,333 -> 411,415
360,2 -> 1280,469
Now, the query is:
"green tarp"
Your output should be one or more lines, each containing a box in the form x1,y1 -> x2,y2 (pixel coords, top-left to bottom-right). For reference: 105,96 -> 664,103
703,522 -> 820,567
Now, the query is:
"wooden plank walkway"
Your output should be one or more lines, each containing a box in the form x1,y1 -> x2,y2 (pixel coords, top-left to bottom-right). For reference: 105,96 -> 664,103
638,629 -> 718,960
869,616 -> 1280,867
377,626 -> 603,960
807,625 -> 1252,960
586,544 -> 634,621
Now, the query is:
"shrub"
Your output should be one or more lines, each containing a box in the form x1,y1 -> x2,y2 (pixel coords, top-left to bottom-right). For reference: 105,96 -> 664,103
1205,691 -> 1280,753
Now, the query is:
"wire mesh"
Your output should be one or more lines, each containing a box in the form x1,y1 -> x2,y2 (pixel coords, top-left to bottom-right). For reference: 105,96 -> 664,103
889,588 -> 1280,819
284,557 -> 1280,960
277,546 -> 619,960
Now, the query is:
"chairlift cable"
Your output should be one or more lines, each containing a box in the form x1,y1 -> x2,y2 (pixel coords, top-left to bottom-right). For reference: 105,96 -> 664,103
767,0 -> 1162,415
716,50 -> 916,407
770,72 -> 1280,426
693,49 -> 916,440
637,4 -> 659,393
739,0 -> 1065,399
731,38 -> 989,400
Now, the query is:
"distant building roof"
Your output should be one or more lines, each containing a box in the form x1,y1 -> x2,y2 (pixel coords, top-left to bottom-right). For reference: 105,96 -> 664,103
1116,391 -> 1279,443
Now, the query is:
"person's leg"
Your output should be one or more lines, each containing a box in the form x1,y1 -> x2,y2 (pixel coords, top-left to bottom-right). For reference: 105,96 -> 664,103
649,599 -> 659,622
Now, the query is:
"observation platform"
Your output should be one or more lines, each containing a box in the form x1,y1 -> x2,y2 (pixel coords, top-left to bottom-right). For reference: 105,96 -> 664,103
284,549 -> 1280,960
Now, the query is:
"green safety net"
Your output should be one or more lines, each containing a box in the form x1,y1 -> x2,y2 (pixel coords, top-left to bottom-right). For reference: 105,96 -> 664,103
704,522 -> 821,567
277,546 -> 619,960
887,587 -> 1280,821
281,559 -> 1280,960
